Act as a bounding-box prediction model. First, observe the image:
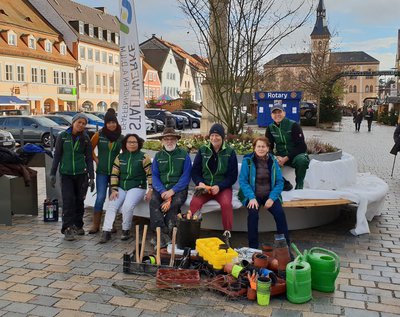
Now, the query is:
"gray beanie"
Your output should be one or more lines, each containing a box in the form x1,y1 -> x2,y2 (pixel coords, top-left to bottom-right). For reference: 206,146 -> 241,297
72,113 -> 88,124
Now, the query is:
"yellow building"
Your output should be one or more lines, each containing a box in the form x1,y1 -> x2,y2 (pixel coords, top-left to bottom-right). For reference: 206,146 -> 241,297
264,0 -> 379,109
29,0 -> 120,111
0,0 -> 78,114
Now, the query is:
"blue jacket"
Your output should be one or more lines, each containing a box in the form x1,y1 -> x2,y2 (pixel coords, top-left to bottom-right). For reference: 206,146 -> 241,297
239,152 -> 283,206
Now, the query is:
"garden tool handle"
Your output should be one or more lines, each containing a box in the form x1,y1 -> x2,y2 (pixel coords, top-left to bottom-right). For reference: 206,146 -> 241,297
169,227 -> 177,267
156,227 -> 161,265
139,225 -> 148,263
310,247 -> 340,273
135,225 -> 140,263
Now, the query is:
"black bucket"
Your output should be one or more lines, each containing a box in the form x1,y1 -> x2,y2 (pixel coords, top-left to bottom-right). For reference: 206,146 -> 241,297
176,218 -> 201,249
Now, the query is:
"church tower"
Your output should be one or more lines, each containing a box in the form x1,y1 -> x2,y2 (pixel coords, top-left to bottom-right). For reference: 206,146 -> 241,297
310,0 -> 331,55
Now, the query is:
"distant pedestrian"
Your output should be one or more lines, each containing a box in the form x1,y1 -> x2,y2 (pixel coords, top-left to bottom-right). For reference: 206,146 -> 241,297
365,107 -> 374,132
353,108 -> 363,132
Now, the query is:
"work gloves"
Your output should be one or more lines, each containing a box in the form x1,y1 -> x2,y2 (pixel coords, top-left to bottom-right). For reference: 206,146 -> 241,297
50,175 -> 56,188
88,178 -> 95,192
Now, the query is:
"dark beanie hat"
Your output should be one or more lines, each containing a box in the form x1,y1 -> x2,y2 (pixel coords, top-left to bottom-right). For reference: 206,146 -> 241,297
104,110 -> 118,125
209,123 -> 225,139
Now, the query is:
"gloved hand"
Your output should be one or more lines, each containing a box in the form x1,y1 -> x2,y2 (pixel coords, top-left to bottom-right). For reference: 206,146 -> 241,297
50,175 -> 56,188
88,178 -> 95,192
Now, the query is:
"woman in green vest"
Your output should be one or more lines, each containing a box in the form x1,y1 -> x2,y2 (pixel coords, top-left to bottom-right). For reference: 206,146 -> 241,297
89,109 -> 123,234
100,134 -> 152,243
50,113 -> 94,241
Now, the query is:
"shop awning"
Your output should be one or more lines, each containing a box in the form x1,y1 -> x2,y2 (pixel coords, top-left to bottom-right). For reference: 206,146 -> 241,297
0,96 -> 29,106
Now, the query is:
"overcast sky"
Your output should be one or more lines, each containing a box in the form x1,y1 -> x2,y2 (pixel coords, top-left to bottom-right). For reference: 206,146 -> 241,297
77,0 -> 399,70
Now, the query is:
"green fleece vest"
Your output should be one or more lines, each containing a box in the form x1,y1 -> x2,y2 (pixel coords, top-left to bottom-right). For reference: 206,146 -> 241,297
268,117 -> 295,157
59,131 -> 89,176
96,131 -> 123,175
155,147 -> 187,190
118,151 -> 147,190
200,143 -> 233,186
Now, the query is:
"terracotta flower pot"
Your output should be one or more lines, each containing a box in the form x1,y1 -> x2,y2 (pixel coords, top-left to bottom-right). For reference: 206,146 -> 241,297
247,287 -> 257,301
253,253 -> 269,268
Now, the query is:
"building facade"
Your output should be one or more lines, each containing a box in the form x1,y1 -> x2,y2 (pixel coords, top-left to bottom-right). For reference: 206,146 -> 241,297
143,60 -> 161,102
29,0 -> 120,111
0,0 -> 78,114
264,0 -> 379,109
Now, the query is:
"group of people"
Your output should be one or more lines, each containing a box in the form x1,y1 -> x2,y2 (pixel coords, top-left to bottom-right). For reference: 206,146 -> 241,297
353,107 -> 374,132
50,105 -> 309,249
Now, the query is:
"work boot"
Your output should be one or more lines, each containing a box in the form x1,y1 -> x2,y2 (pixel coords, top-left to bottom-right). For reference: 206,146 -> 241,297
89,212 -> 102,234
64,227 -> 75,241
99,231 -> 111,244
74,227 -> 85,236
121,230 -> 130,241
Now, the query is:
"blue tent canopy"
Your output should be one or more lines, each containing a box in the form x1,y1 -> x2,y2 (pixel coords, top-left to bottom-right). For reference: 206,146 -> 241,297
0,96 -> 29,106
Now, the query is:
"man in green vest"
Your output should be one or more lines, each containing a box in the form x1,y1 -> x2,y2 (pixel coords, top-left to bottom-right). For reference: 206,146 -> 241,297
150,128 -> 192,247
265,104 -> 309,189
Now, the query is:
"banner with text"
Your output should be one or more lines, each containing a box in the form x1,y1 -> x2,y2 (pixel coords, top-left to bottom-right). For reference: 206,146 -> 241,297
118,0 -> 146,139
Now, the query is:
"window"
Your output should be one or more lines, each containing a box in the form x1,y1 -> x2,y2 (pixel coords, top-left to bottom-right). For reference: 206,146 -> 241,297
114,55 -> 119,65
349,69 -> 357,80
102,51 -> 107,63
31,67 -> 38,83
61,71 -> 67,85
149,73 -> 153,81
98,27 -> 103,40
60,43 -> 66,55
69,73 -> 74,86
107,30 -> 111,42
7,117 -> 20,127
365,85 -> 369,93
80,46 -> 86,59
22,117 -> 34,127
366,68 -> 373,79
79,21 -> 84,34
5,65 -> 13,81
109,76 -> 114,88
89,24 -> 94,37
95,50 -> 100,62
81,71 -> 87,85
353,85 -> 357,93
102,75 -> 107,86
28,36 -> 36,49
349,85 -> 353,93
8,32 -> 17,46
45,40 -> 52,53
87,48 -> 93,60
114,33 -> 119,45
108,54 -> 113,64
17,66 -> 25,82
370,85 -> 373,93
53,70 -> 59,84
40,69 -> 47,83
96,74 -> 100,86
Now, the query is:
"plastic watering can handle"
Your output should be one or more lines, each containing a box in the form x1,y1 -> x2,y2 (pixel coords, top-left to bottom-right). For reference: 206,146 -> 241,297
292,255 -> 302,294
291,243 -> 302,257
309,247 -> 340,274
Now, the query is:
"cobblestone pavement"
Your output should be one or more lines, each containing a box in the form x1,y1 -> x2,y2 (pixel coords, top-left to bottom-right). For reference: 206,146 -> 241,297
0,117 -> 399,317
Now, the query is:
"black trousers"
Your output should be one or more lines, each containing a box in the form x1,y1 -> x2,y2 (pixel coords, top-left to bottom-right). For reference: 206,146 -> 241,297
61,174 -> 88,233
149,189 -> 188,233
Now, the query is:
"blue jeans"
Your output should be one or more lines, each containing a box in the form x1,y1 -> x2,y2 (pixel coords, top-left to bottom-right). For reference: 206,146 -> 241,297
247,197 -> 289,249
94,173 -> 110,213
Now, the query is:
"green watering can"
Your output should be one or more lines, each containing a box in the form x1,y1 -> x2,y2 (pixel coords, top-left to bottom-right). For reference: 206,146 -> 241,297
292,243 -> 340,293
285,255 -> 312,304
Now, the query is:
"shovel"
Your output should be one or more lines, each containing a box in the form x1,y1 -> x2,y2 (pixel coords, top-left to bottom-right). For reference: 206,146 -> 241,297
169,227 -> 177,267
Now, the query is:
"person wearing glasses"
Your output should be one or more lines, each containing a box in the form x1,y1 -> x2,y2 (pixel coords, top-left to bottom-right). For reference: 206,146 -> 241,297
89,109 -> 123,234
99,134 -> 152,243
149,128 -> 192,247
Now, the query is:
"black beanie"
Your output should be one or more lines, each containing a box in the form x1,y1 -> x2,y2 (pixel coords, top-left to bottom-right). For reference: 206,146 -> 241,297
104,110 -> 118,125
209,123 -> 225,139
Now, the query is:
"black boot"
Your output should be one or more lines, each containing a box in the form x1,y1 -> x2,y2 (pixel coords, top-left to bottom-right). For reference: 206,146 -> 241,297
99,231 -> 111,244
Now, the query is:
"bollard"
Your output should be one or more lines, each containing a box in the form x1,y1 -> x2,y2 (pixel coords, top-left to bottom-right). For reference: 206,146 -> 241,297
19,128 -> 24,147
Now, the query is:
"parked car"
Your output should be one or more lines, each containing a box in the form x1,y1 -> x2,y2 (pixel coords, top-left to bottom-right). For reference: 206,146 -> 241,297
41,115 -> 98,137
0,128 -> 16,150
145,116 -> 165,133
0,116 -> 66,147
171,114 -> 189,130
85,111 -> 106,120
300,102 -> 317,119
145,109 -> 176,128
180,109 -> 202,118
50,111 -> 104,127
172,111 -> 201,128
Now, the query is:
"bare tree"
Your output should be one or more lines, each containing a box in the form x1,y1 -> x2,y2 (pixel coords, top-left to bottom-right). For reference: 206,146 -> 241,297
296,39 -> 347,126
179,0 -> 313,134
